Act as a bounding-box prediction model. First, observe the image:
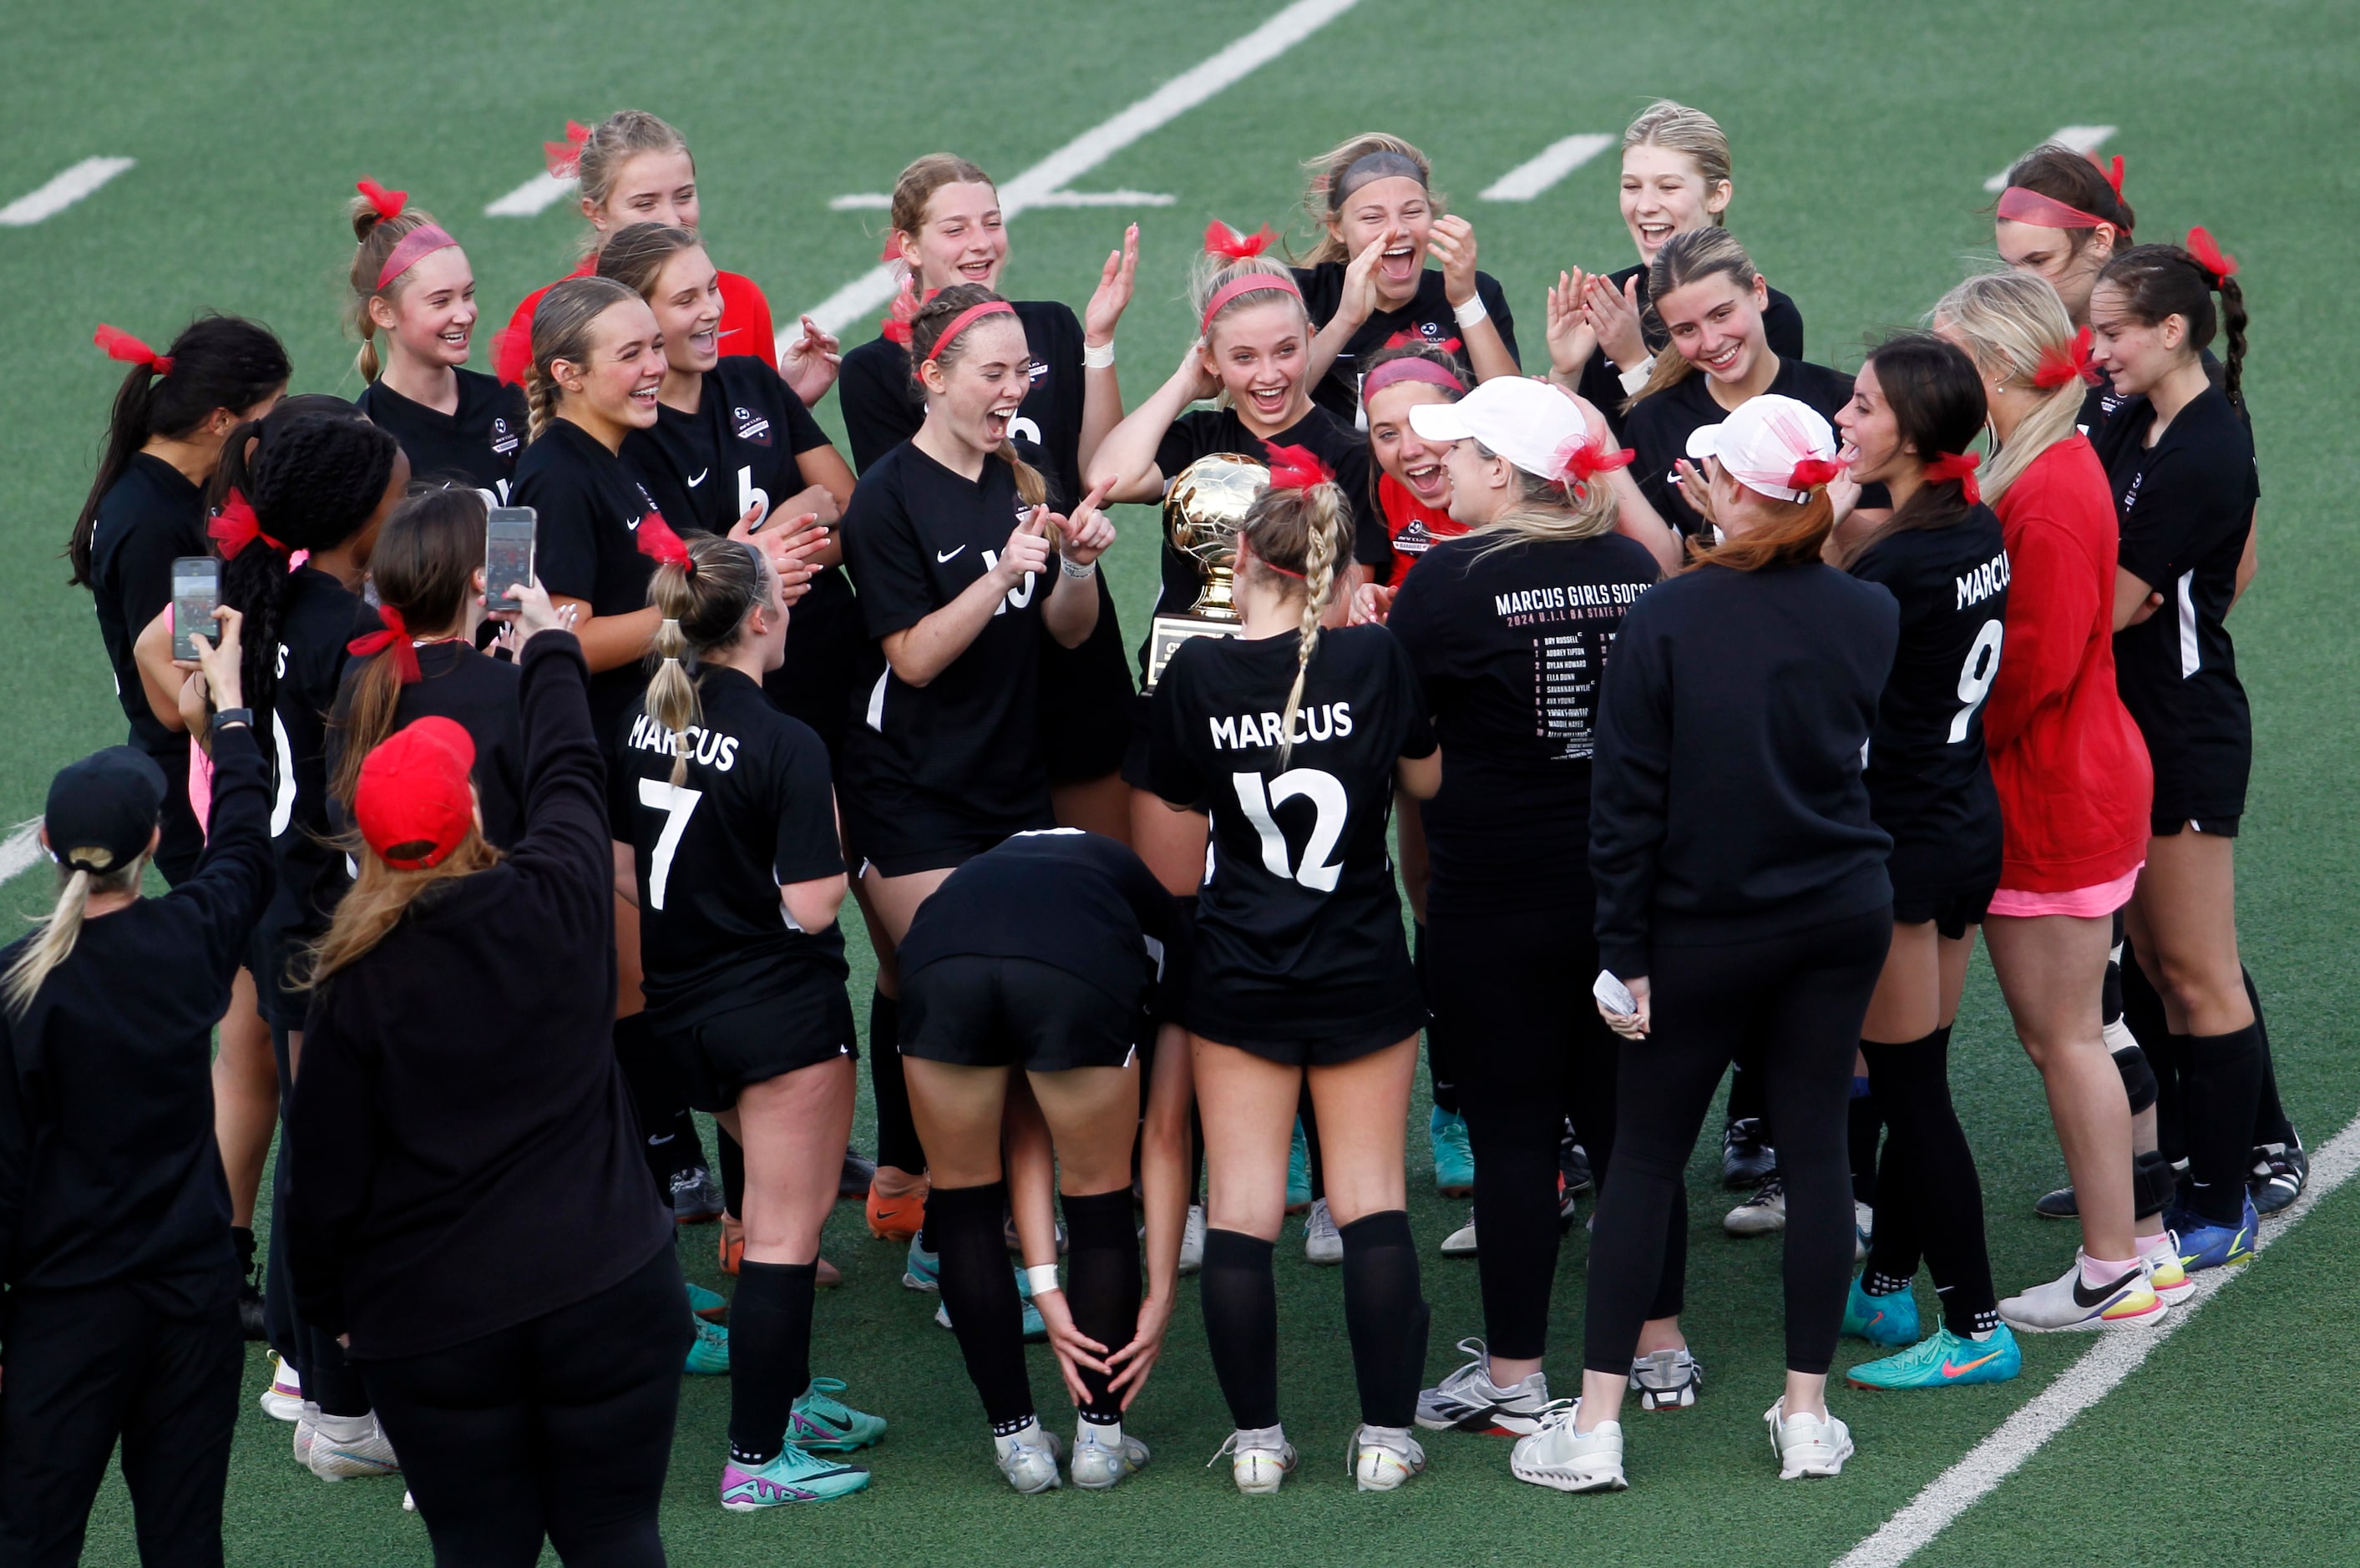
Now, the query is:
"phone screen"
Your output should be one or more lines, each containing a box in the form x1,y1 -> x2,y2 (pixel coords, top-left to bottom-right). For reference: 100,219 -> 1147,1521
171,557 -> 220,662
484,508 -> 537,615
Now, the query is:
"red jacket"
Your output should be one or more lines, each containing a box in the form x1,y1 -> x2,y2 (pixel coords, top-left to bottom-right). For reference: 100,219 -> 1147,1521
1984,436 -> 2151,892
497,264 -> 776,385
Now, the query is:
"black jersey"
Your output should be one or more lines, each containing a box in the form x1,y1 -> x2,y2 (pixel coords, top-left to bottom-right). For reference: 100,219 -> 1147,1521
1623,357 -> 1886,538
355,370 -> 528,503
1386,530 -> 1661,913
1146,625 -> 1435,1041
2095,386 -> 2259,820
85,453 -> 205,758
1573,265 -> 1805,438
327,641 -> 526,851
838,300 -> 1089,497
1291,264 -> 1519,427
1846,508 -> 2009,894
610,667 -> 848,1033
513,418 -> 669,755
837,439 -> 1061,856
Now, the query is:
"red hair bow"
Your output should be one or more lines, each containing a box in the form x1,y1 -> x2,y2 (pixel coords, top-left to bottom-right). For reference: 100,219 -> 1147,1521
355,178 -> 408,222
879,276 -> 939,348
1788,458 -> 1845,491
1204,220 -> 1276,260
2033,326 -> 2100,389
544,120 -> 593,180
879,235 -> 904,266
1923,451 -> 1982,505
94,323 -> 173,377
489,326 -> 532,389
2184,226 -> 2239,286
347,603 -> 422,684
2089,151 -> 2125,200
634,509 -> 693,571
207,489 -> 284,558
1550,432 -> 1635,492
1264,443 -> 1332,491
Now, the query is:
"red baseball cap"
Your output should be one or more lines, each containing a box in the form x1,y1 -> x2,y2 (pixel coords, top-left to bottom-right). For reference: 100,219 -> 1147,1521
354,716 -> 477,871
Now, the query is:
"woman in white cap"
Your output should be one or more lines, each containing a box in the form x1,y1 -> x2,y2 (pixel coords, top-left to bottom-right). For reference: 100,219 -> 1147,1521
1513,394 -> 1897,1492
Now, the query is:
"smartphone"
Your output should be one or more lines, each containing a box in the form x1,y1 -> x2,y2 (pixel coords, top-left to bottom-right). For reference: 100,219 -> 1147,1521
170,557 -> 220,661
1593,969 -> 1637,1018
484,507 -> 537,615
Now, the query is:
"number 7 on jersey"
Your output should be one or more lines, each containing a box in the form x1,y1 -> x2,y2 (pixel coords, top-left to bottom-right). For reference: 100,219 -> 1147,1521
637,780 -> 705,910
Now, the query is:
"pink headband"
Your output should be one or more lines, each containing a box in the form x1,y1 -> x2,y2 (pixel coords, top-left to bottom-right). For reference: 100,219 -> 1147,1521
1996,186 -> 2107,230
923,300 -> 1016,363
1361,357 -> 1465,402
377,224 -> 459,292
1199,271 -> 1303,338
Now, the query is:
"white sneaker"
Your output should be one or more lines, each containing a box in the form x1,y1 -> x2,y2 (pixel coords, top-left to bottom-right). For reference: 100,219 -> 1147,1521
1510,1400 -> 1627,1492
403,1490 -> 418,1513
1210,1424 -> 1297,1495
1998,1252 -> 2167,1333
1765,1396 -> 1852,1479
2143,1233 -> 2195,1305
1440,1208 -> 1478,1258
1724,1176 -> 1786,1236
1304,1198 -> 1343,1265
993,1422 -> 1064,1495
1628,1347 -> 1704,1411
1177,1205 -> 1206,1277
260,1356 -> 305,1422
1350,1424 -> 1426,1492
291,1404 -> 318,1468
307,1411 -> 401,1480
1416,1338 -> 1552,1434
1070,1420 -> 1150,1490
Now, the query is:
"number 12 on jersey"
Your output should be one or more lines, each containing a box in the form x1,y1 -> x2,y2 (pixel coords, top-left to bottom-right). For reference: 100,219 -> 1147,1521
637,780 -> 706,910
1232,769 -> 1348,893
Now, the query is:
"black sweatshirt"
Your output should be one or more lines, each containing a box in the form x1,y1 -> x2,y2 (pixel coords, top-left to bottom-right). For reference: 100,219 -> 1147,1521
285,632 -> 671,1359
0,723 -> 274,1315
1589,560 -> 1897,978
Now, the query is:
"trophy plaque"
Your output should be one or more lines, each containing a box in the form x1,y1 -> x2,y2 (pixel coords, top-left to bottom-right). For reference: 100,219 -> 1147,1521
1144,453 -> 1269,690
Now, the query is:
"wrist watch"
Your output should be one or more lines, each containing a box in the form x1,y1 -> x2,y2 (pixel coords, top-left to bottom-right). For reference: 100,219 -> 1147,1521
211,707 -> 255,731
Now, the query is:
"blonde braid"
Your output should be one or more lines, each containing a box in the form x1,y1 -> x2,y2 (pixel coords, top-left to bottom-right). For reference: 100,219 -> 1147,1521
1277,483 -> 1345,767
523,363 -> 558,444
645,564 -> 700,787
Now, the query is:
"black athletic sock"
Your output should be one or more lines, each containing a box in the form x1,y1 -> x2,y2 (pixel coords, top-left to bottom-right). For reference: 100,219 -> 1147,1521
1727,1058 -> 1768,1135
613,1012 -> 690,1198
1861,1029 -> 1998,1337
2184,1022 -> 2265,1227
301,1318 -> 371,1417
1864,1134 -> 1922,1290
1061,1188 -> 1142,1424
1189,1102 -> 1207,1202
717,1125 -> 746,1218
2245,969 -> 2294,1146
930,1181 -> 1032,1428
1298,1083 -> 1326,1205
1847,1081 -> 1882,1207
1339,1210 -> 1427,1429
1416,921 -> 1460,1116
727,1261 -> 816,1466
868,990 -> 924,1175
1200,1228 -> 1280,1430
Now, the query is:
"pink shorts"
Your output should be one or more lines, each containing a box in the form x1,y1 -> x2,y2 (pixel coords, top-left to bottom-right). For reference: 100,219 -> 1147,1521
1987,862 -> 2143,920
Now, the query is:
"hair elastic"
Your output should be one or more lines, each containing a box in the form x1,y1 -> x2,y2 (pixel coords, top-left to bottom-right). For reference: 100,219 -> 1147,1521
94,323 -> 173,377
1995,186 -> 2107,230
544,119 -> 593,180
1203,220 -> 1276,260
1198,271 -> 1304,338
923,300 -> 1016,363
347,604 -> 423,684
2184,226 -> 2239,286
1361,357 -> 1465,402
1922,450 -> 1981,505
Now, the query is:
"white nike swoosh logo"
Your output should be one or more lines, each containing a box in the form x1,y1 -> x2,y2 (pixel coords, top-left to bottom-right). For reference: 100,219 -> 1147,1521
687,470 -> 708,487
937,546 -> 966,563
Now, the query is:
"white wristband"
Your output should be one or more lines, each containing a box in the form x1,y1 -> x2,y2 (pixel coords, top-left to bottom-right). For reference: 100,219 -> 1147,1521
1058,554 -> 1098,580
1083,339 -> 1117,370
1617,357 -> 1656,397
1024,1263 -> 1063,1297
1452,294 -> 1489,330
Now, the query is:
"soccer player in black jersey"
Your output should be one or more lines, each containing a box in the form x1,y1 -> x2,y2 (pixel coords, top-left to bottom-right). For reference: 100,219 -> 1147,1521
343,179 -> 529,502
1145,454 -> 1440,1495
1822,336 -> 2023,1376
612,529 -> 884,1510
1290,134 -> 1519,424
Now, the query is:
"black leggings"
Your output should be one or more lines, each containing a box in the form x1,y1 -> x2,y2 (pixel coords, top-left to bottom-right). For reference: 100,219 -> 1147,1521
1584,908 -> 1891,1378
1430,895 -> 1678,1361
361,1246 -> 690,1568
262,1024 -> 369,1418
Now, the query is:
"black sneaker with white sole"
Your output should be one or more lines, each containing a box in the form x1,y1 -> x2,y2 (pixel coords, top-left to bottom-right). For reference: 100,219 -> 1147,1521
670,1166 -> 724,1225
2251,1139 -> 2307,1216
2033,1181 -> 2079,1219
1722,1118 -> 1776,1189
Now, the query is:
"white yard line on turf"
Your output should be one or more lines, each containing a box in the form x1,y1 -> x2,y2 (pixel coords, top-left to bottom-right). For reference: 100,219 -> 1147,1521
0,821 -> 43,883
1479,134 -> 1613,201
1982,124 -> 2116,192
485,171 -> 579,218
1834,1110 -> 2360,1568
789,0 -> 1360,346
0,157 -> 135,226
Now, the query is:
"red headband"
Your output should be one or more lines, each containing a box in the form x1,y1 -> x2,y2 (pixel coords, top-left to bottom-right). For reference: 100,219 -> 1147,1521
544,120 -> 592,180
1922,451 -> 1981,505
2184,226 -> 2239,286
207,490 -> 284,559
1361,357 -> 1466,402
1549,432 -> 1635,493
377,224 -> 459,292
2033,326 -> 2100,390
922,300 -> 1017,364
94,323 -> 173,377
1788,458 -> 1845,491
1203,220 -> 1276,260
1264,443 -> 1332,492
347,603 -> 423,684
1199,271 -> 1304,338
1996,186 -> 2107,230
635,510 -> 693,572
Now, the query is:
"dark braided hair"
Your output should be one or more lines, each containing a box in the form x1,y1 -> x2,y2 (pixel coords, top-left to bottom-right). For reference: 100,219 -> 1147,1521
2096,243 -> 2248,410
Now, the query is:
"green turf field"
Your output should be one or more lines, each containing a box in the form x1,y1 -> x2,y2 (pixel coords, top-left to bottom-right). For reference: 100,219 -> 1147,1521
7,1 -> 2359,1562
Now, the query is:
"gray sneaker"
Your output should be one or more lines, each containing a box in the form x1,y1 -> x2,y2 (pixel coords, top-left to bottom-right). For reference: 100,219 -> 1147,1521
1415,1337 -> 1552,1434
1304,1198 -> 1343,1265
1628,1347 -> 1704,1411
670,1166 -> 723,1224
1724,1175 -> 1786,1237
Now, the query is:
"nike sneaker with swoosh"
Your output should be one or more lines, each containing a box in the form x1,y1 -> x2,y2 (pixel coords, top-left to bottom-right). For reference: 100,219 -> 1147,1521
788,1378 -> 888,1451
1415,1337 -> 1552,1434
1846,1323 -> 2022,1390
1999,1252 -> 2167,1333
1841,1274 -> 1920,1347
2142,1232 -> 2194,1303
719,1445 -> 869,1509
1211,1425 -> 1297,1495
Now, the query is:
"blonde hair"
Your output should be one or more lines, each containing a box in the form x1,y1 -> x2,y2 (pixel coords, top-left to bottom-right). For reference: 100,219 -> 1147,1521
889,153 -> 996,253
347,196 -> 452,383
1237,480 -> 1349,766
1623,100 -> 1734,225
908,285 -> 1048,506
306,831 -> 500,988
646,537 -> 769,787
1932,271 -> 2087,504
1299,133 -> 1440,265
1628,227 -> 1762,411
3,849 -> 147,1020
1188,253 -> 1310,411
576,110 -> 693,252
523,276 -> 640,443
1465,446 -> 1620,560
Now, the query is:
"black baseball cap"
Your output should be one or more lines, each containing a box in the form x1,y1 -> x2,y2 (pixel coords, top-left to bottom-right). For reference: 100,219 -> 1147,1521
44,746 -> 167,874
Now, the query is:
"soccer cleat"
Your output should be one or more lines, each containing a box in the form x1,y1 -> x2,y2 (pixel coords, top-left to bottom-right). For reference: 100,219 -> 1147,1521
1856,1200 -> 1875,1265
994,1424 -> 1063,1495
1416,1338 -> 1552,1434
1510,1401 -> 1627,1493
902,1233 -> 941,1292
1842,1275 -> 1920,1347
1999,1252 -> 2166,1333
1724,1175 -> 1786,1236
1071,1421 -> 1151,1490
717,1212 -> 745,1275
1211,1425 -> 1297,1495
1721,1117 -> 1776,1188
2142,1233 -> 2194,1304
671,1166 -> 724,1225
1286,1120 -> 1313,1213
306,1412 -> 401,1481
1560,1130 -> 1594,1198
686,1279 -> 729,1323
260,1356 -> 304,1422
2165,1195 -> 2258,1274
686,1313 -> 732,1374
788,1378 -> 888,1451
865,1168 -> 929,1242
933,1265 -> 1047,1341
292,1408 -> 317,1468
2033,1182 -> 2079,1220
838,1145 -> 877,1201
1765,1396 -> 1853,1479
1178,1204 -> 1206,1277
2251,1139 -> 2307,1217
1350,1424 -> 1426,1491
1846,1323 -> 2022,1390
1304,1197 -> 1343,1266
719,1445 -> 869,1509
1431,1105 -> 1475,1196
1440,1208 -> 1478,1258
1629,1347 -> 1704,1411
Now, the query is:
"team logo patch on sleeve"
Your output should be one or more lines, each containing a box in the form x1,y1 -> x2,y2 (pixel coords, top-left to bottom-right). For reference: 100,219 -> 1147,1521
1027,358 -> 1050,386
733,406 -> 772,446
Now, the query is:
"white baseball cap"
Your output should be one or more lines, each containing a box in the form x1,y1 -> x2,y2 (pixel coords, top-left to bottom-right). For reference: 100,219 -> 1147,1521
1683,395 -> 1841,504
1408,376 -> 1588,479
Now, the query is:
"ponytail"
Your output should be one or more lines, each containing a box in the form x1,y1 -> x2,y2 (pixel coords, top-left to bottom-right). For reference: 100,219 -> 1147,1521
1235,476 -> 1348,766
1932,271 -> 2088,504
346,181 -> 458,385
2096,236 -> 2248,412
1689,489 -> 1836,574
3,855 -> 146,1020
640,535 -> 768,786
328,488 -> 487,806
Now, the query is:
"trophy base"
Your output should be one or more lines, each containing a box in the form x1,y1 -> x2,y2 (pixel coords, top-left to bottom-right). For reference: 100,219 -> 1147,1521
1146,614 -> 1244,690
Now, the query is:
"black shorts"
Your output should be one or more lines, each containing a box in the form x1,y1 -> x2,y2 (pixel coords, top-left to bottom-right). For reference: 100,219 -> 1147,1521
655,984 -> 858,1112
1892,882 -> 1998,941
901,954 -> 1145,1072
1185,1003 -> 1429,1070
1119,690 -> 1157,792
1040,579 -> 1136,784
2152,812 -> 2240,839
840,801 -> 1050,881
